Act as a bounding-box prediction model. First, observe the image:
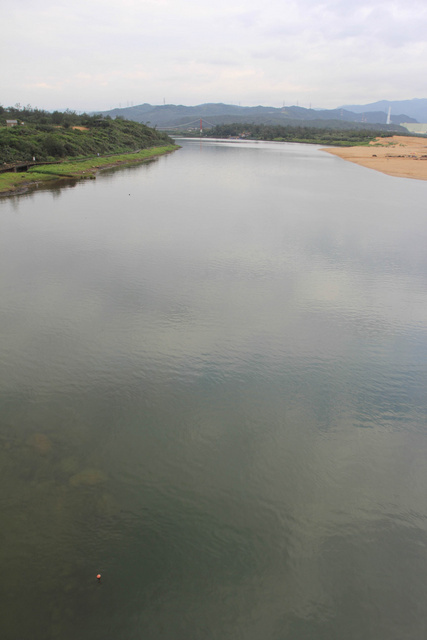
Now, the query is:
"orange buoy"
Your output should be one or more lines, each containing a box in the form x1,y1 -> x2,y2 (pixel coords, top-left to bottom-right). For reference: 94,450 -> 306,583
97,574 -> 101,581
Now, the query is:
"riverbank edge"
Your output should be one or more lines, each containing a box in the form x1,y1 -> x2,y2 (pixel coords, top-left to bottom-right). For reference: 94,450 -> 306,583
0,145 -> 180,197
320,135 -> 427,181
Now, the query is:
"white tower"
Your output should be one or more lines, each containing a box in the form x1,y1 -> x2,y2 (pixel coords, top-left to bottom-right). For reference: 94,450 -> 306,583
386,106 -> 391,125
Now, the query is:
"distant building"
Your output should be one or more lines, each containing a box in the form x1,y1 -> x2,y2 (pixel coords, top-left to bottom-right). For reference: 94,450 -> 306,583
6,120 -> 18,127
402,123 -> 427,134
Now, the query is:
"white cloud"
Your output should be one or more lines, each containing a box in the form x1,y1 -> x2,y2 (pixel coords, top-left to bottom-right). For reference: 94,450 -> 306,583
1,0 -> 426,111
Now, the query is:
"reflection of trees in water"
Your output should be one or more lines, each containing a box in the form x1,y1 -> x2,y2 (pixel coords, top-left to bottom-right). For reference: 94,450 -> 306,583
1,177 -> 79,205
45,179 -> 78,199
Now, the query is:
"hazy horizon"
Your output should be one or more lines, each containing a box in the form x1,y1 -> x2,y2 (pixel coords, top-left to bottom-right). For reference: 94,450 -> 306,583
2,98 -> 426,118
2,0 -> 426,113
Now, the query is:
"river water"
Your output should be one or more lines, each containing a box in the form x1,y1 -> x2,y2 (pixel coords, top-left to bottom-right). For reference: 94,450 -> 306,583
1,138 -> 427,640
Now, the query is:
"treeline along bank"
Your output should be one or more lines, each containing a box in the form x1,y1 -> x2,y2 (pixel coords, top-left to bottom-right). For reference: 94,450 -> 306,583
206,123 -> 408,146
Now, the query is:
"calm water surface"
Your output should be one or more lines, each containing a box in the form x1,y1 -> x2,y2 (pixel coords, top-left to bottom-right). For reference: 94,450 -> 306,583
1,139 -> 427,639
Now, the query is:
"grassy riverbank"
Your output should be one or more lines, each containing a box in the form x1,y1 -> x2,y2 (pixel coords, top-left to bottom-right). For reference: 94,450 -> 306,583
0,145 -> 179,196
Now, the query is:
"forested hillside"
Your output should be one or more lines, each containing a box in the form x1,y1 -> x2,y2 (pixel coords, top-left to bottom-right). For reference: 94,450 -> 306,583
0,106 -> 172,164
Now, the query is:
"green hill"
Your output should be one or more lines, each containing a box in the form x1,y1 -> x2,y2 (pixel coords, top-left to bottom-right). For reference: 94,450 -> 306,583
0,107 -> 173,164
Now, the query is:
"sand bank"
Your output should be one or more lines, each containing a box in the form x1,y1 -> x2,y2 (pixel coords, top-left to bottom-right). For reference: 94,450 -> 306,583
322,136 -> 427,181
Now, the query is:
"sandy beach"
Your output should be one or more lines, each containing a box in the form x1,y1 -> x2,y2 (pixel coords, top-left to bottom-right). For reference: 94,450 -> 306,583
322,136 -> 427,181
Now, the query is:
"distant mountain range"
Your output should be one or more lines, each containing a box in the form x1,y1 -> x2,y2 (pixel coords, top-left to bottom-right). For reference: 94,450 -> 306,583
341,98 -> 427,124
94,100 -> 424,131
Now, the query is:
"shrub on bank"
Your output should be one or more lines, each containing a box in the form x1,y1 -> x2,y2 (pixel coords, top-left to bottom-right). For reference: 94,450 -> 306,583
0,109 -> 173,164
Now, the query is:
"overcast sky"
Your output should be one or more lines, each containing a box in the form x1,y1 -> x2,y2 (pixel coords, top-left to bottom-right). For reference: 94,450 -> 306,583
2,0 -> 426,112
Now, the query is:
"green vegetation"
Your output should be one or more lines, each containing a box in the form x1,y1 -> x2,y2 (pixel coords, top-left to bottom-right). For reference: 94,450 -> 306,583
0,146 -> 178,195
0,105 -> 173,164
26,146 -> 178,176
0,105 -> 179,195
0,170 -> 56,192
206,123 -> 406,146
